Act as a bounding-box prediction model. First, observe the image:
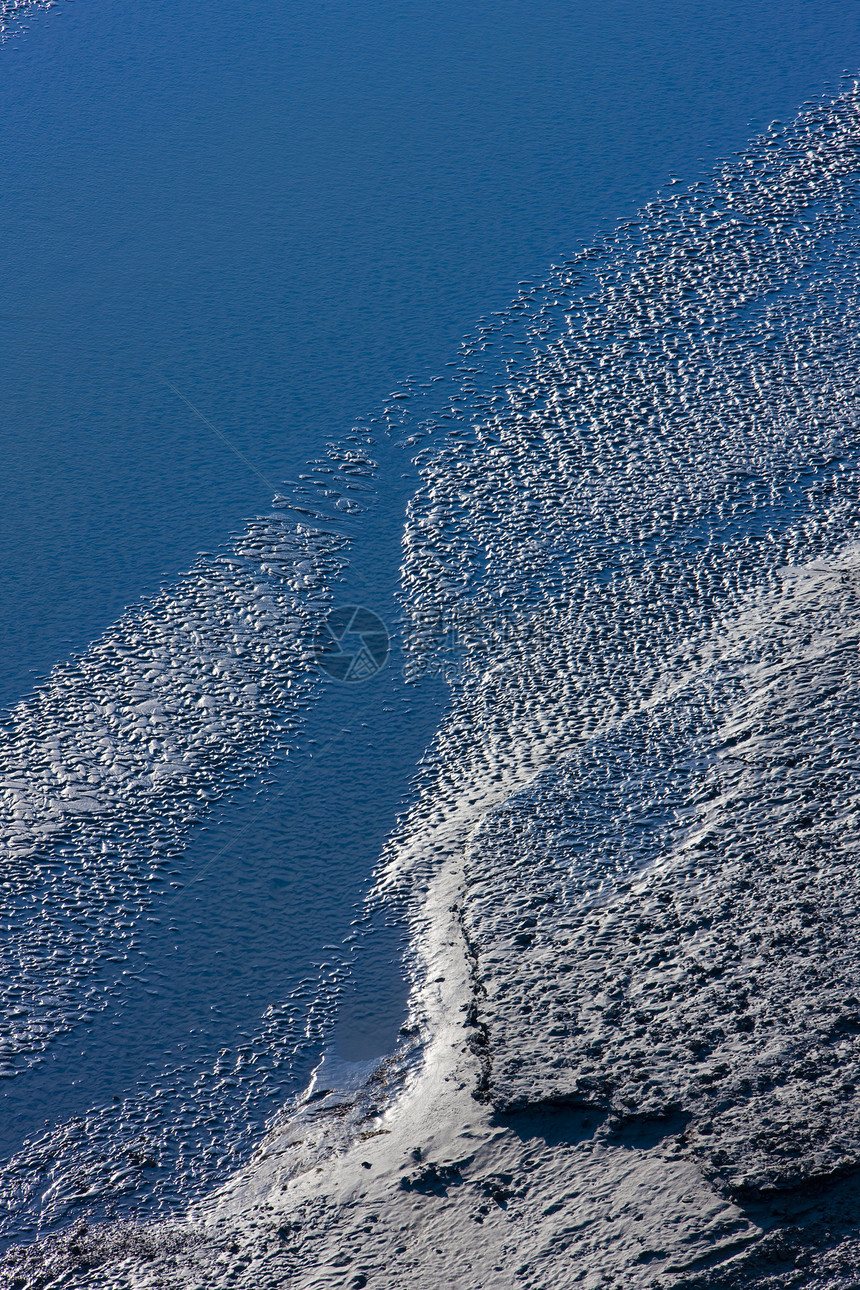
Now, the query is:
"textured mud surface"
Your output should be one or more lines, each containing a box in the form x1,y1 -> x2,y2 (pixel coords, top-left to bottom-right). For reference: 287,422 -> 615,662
463,562 -> 860,1200
469,836 -> 860,1192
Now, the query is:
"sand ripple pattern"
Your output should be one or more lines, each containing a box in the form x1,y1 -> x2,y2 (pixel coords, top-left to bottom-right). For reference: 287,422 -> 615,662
0,432 -> 383,1241
386,89 -> 860,1194
0,515 -> 344,1079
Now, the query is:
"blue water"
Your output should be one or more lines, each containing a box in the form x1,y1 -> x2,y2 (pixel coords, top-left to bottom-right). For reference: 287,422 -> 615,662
2,0 -> 860,1244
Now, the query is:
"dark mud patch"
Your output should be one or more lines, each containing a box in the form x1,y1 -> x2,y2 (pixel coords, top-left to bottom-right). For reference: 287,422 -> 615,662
492,1101 -> 607,1148
0,1218 -> 202,1290
398,1161 -> 464,1195
676,1150 -> 860,1286
601,1108 -> 692,1151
